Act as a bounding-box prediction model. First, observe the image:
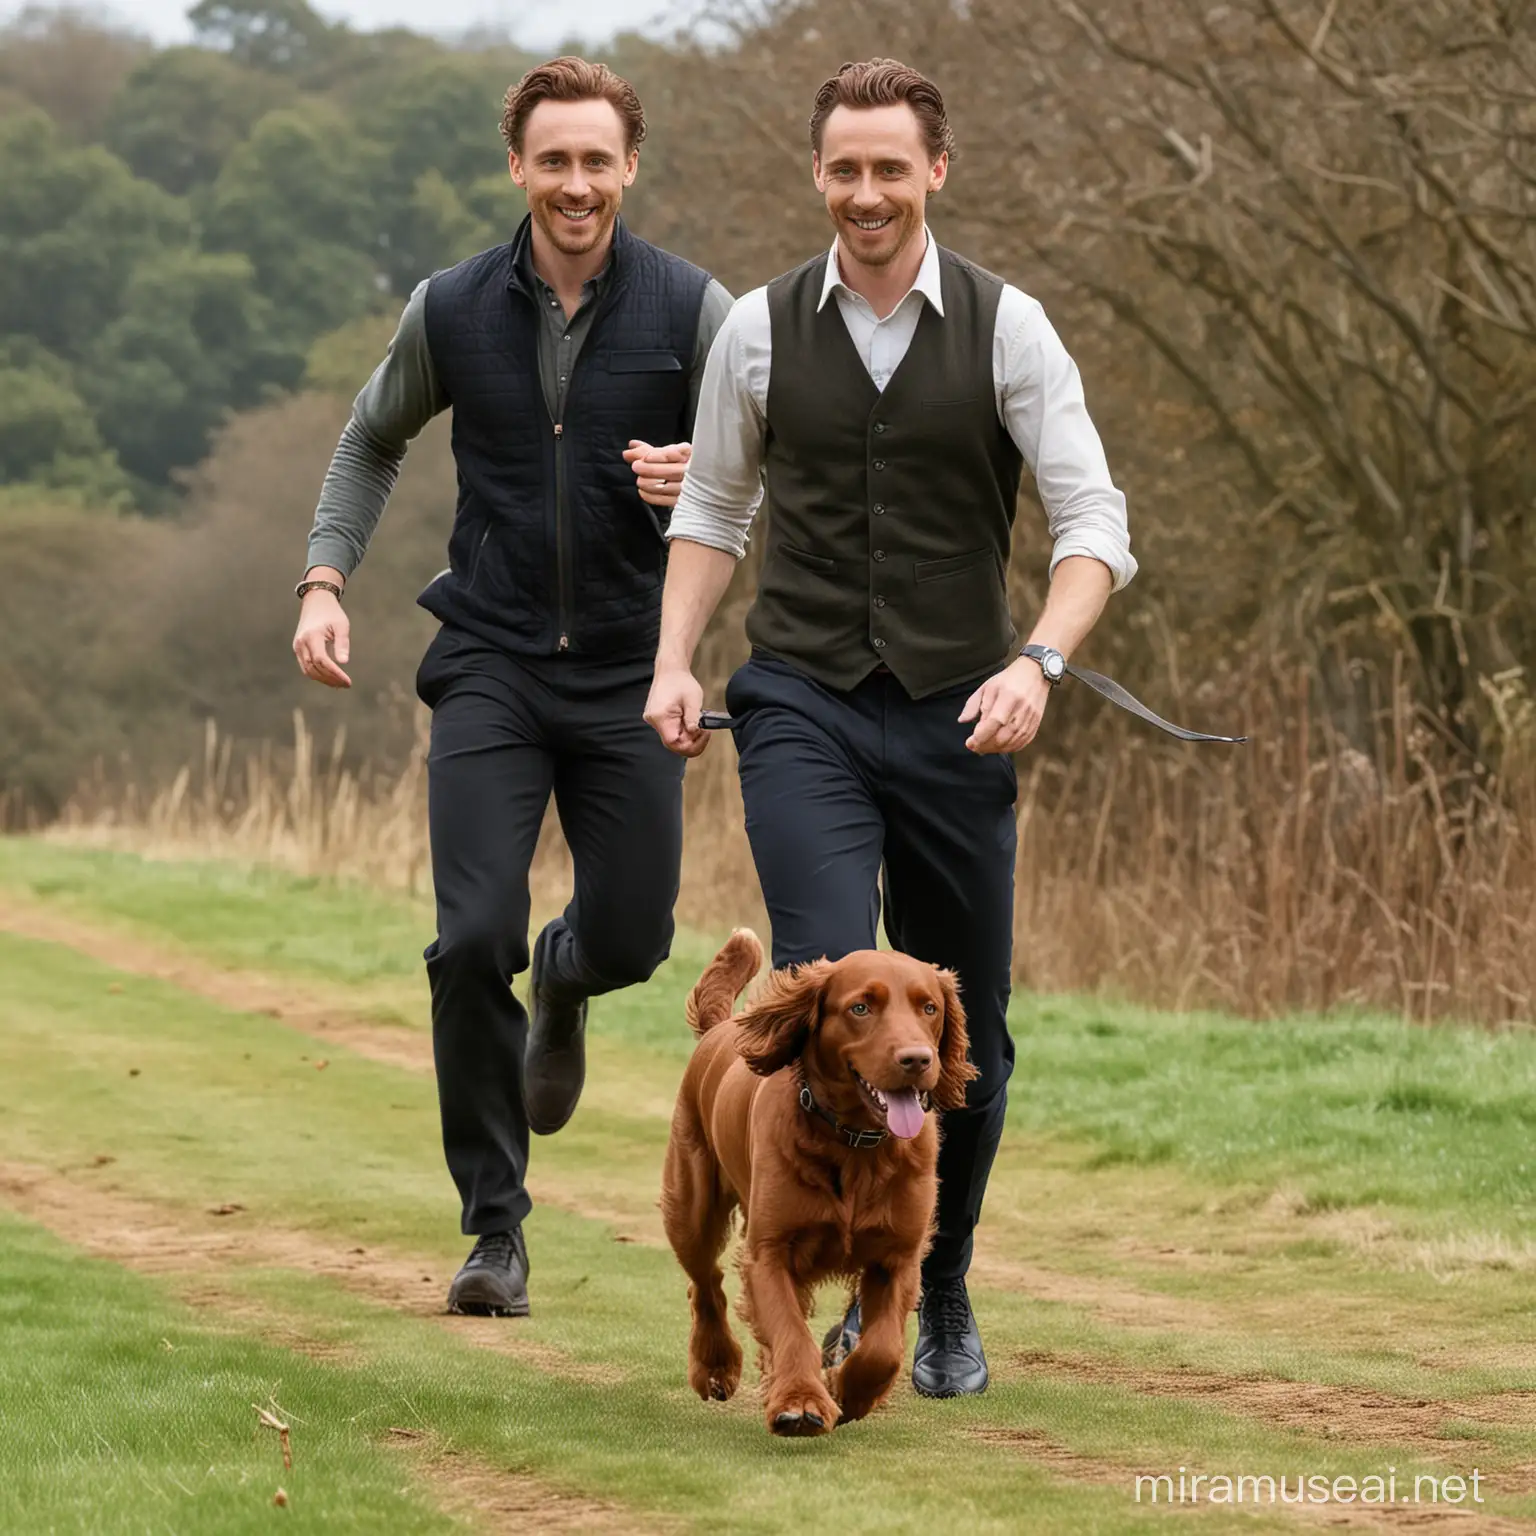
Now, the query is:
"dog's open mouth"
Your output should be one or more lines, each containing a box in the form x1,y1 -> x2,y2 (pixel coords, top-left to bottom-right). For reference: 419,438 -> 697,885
851,1068 -> 927,1140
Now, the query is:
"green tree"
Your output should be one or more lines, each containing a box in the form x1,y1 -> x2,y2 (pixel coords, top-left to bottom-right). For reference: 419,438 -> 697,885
0,109 -> 191,359
203,102 -> 384,347
80,250 -> 293,484
187,0 -> 335,74
106,46 -> 291,196
0,344 -> 130,505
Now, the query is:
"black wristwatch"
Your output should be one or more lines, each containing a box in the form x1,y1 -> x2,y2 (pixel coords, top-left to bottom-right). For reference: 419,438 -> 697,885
1021,643 -> 1067,685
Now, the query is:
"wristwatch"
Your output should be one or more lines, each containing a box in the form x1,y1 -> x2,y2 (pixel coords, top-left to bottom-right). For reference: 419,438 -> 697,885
1021,643 -> 1067,685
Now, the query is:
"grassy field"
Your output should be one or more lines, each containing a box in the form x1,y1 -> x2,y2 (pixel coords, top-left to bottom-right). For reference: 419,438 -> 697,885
0,837 -> 1533,1534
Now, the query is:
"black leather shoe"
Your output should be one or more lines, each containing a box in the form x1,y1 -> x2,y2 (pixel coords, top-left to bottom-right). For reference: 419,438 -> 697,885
912,1278 -> 988,1398
523,924 -> 587,1135
820,1296 -> 862,1368
446,1228 -> 530,1317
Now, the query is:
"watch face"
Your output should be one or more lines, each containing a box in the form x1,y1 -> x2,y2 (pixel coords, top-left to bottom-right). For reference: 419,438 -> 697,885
1045,651 -> 1065,680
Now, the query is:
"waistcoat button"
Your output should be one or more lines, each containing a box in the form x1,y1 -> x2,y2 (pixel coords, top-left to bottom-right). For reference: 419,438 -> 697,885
873,550 -> 886,562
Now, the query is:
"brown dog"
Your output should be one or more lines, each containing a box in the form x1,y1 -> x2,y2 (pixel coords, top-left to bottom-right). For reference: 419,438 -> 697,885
660,929 -> 975,1436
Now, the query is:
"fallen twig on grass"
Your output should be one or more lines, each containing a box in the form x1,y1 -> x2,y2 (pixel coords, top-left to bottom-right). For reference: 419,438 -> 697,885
254,1402 -> 292,1470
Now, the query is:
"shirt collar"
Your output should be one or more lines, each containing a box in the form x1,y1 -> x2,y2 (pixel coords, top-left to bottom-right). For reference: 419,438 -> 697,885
818,226 -> 944,317
512,216 -> 615,303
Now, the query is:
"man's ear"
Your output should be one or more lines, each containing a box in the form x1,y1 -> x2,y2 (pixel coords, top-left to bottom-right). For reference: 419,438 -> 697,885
932,967 -> 978,1111
509,148 -> 526,189
735,958 -> 832,1076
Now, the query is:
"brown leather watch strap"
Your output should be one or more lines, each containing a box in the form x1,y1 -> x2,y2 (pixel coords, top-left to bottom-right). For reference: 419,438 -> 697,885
295,578 -> 343,601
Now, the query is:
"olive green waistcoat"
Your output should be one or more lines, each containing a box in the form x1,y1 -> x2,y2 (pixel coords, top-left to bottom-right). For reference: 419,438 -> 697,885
746,245 -> 1025,698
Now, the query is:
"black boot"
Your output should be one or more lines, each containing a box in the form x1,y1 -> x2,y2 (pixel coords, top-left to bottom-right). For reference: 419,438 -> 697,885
523,923 -> 588,1135
446,1228 -> 530,1317
820,1296 -> 862,1368
912,1277 -> 987,1398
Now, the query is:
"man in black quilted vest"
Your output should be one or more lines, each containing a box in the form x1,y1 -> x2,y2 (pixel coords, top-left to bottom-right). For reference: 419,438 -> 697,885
646,59 -> 1136,1403
292,59 -> 733,1318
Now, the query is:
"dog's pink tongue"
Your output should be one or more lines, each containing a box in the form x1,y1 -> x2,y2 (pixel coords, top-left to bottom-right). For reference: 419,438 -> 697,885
884,1088 -> 926,1140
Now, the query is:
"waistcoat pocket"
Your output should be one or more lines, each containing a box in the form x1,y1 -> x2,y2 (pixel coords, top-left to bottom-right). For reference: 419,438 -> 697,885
915,547 -> 993,582
782,543 -> 837,574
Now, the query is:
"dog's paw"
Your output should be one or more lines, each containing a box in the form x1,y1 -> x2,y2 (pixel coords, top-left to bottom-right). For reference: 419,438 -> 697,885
765,1381 -> 840,1437
828,1349 -> 902,1424
688,1339 -> 743,1402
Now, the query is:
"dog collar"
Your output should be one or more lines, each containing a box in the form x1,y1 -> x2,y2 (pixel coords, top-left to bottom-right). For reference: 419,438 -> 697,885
796,1067 -> 888,1150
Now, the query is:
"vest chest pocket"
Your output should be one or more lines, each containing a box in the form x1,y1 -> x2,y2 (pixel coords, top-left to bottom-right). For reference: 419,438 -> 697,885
607,350 -> 684,372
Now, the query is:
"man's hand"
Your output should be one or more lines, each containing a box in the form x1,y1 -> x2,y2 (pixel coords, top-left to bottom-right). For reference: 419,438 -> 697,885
959,655 -> 1052,753
624,440 -> 691,508
293,589 -> 352,689
645,665 -> 709,757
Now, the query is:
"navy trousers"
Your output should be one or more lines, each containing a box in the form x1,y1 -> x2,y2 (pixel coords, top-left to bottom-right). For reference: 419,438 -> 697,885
724,652 -> 1018,1283
415,624 -> 685,1236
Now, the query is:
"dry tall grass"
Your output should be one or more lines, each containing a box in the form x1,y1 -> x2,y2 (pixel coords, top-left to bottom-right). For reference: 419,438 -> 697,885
52,672 -> 1536,1027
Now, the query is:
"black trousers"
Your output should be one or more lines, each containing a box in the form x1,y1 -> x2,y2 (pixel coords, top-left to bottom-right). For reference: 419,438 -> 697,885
725,653 -> 1018,1284
415,624 -> 685,1235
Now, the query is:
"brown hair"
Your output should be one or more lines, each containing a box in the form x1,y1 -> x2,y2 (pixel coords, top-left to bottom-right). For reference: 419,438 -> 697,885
500,56 -> 647,155
809,58 -> 955,162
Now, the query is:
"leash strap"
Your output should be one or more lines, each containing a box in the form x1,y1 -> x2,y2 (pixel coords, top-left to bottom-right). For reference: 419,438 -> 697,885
1063,662 -> 1246,743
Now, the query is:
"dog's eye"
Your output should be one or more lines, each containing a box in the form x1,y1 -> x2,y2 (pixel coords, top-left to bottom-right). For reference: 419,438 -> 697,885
923,1002 -> 938,1015
848,1002 -> 870,1016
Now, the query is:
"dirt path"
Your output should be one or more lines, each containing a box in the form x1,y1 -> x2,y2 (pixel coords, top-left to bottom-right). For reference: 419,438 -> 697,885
0,1155 -> 670,1532
1012,1350 -> 1536,1462
0,894 -> 435,1071
0,1159 -> 624,1386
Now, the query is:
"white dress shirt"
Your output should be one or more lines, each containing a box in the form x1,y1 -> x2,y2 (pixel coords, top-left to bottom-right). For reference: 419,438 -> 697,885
666,230 -> 1137,590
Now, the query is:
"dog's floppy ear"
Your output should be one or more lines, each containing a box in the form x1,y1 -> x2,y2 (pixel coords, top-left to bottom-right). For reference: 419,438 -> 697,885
931,967 -> 978,1111
735,958 -> 832,1076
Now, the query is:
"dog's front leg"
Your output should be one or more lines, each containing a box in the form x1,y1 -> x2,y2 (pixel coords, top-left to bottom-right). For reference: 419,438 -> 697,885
831,1256 -> 921,1424
740,1246 -> 840,1437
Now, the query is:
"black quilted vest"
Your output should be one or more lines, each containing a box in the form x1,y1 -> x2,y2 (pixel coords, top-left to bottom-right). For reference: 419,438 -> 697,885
418,216 -> 711,656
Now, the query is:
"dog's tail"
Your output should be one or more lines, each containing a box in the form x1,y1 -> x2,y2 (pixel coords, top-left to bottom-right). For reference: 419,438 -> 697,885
686,928 -> 764,1036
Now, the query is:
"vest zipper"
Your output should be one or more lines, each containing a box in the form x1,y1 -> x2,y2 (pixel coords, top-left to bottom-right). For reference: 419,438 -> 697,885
553,420 -> 569,651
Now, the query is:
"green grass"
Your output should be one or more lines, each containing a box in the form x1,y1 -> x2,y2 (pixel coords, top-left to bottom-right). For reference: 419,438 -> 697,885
1,838 -> 1535,1532
0,1216 -> 457,1535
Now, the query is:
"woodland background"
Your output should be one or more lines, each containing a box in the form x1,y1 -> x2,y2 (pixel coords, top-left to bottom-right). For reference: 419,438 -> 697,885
3,0 -> 1534,1021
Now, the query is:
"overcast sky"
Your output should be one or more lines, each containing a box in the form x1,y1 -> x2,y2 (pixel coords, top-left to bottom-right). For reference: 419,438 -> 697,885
5,0 -> 707,48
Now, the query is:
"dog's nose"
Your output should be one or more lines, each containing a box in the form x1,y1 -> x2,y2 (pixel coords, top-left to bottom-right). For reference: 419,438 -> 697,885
896,1047 -> 933,1075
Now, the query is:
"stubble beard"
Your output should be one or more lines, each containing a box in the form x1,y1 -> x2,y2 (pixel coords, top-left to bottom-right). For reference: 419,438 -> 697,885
838,203 -> 922,270
533,193 -> 618,257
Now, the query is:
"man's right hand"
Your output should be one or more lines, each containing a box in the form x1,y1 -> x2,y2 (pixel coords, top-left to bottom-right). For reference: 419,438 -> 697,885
645,666 -> 709,757
293,589 -> 352,689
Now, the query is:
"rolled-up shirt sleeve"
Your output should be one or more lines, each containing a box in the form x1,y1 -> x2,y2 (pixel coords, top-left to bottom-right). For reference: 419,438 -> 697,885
996,287 -> 1137,591
666,286 -> 769,560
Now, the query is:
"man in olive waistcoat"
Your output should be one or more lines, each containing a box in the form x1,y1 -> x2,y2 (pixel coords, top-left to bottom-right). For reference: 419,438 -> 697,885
644,58 -> 1137,1400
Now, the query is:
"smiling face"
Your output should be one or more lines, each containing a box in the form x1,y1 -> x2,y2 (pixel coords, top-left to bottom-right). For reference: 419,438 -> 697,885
805,951 -> 952,1140
813,102 -> 947,272
509,96 -> 637,259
